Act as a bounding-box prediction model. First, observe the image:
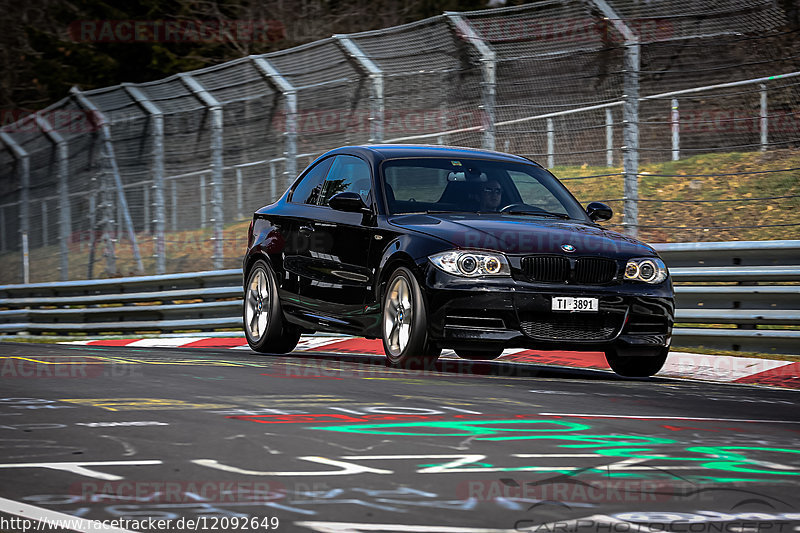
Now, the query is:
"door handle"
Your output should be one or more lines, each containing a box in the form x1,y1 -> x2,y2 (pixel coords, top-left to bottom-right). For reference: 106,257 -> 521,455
299,225 -> 315,236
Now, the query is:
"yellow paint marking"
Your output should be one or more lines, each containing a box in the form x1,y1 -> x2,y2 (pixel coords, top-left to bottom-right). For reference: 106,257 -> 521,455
0,357 -> 107,365
6,354 -> 270,368
58,398 -> 235,411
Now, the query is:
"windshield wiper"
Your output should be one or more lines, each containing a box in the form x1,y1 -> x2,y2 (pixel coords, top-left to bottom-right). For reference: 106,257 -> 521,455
501,210 -> 571,219
423,210 -> 477,215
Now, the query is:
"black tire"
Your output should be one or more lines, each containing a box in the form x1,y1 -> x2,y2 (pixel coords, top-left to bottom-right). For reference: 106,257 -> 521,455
605,346 -> 668,377
455,348 -> 504,360
243,260 -> 300,354
381,266 -> 440,368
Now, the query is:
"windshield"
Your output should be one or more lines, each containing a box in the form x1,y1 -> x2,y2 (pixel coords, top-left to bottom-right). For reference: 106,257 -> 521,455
381,157 -> 588,220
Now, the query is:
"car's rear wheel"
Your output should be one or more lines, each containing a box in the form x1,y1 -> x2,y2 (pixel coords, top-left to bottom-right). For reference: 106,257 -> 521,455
244,260 -> 300,354
605,346 -> 668,377
382,267 -> 440,368
455,348 -> 504,360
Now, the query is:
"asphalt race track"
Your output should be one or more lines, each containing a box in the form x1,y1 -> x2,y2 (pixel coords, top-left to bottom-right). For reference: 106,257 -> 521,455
1,341 -> 799,533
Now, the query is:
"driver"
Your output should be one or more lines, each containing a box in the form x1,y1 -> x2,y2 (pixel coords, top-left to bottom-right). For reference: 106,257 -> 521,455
479,179 -> 503,211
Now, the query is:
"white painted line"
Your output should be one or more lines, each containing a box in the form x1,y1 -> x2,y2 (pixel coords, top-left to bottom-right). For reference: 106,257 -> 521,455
294,520 -> 519,532
661,351 -> 792,382
126,338 -> 208,347
0,460 -> 163,480
538,413 -> 800,423
294,336 -> 353,350
58,340 -> 94,345
513,453 -> 604,457
295,515 -> 618,533
0,495 -> 138,532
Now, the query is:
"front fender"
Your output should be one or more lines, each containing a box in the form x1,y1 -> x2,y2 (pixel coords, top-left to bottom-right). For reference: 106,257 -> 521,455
243,216 -> 289,287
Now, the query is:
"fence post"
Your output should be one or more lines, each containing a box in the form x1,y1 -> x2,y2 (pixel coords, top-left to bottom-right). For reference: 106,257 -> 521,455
143,185 -> 150,234
622,43 -> 640,237
0,132 -> 30,283
269,161 -> 277,202
171,180 -> 177,231
760,83 -> 768,151
34,114 -> 72,280
200,173 -> 207,228
100,170 -> 116,276
236,167 -> 243,220
253,57 -> 298,180
546,118 -> 555,168
0,208 -> 5,252
87,194 -> 96,278
124,84 -> 166,274
70,88 -> 144,275
590,0 -> 639,237
41,201 -> 48,247
335,35 -> 384,144
671,98 -> 680,161
606,108 -> 614,167
179,73 -> 225,270
446,13 -> 496,151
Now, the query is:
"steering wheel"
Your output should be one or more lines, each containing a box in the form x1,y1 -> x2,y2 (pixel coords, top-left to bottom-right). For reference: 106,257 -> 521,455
499,203 -> 538,213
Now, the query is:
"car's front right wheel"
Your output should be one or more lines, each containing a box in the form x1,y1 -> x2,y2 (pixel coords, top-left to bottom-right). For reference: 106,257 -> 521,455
381,267 -> 441,368
605,345 -> 668,377
244,260 -> 300,354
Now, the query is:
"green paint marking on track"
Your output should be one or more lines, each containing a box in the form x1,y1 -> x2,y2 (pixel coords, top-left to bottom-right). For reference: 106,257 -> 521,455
310,419 -> 800,478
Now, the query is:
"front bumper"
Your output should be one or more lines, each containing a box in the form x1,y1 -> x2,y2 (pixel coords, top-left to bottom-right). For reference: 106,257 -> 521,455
423,265 -> 674,352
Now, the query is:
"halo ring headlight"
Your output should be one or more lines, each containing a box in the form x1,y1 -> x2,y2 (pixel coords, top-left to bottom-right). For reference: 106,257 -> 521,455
624,257 -> 668,284
458,255 -> 478,275
639,260 -> 657,282
429,250 -> 511,278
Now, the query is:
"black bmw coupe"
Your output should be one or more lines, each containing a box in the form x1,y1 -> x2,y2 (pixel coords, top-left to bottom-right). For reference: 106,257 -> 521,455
243,145 -> 674,377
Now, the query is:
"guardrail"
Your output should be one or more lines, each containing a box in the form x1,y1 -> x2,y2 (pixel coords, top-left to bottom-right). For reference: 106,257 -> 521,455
653,240 -> 800,354
1,240 -> 798,354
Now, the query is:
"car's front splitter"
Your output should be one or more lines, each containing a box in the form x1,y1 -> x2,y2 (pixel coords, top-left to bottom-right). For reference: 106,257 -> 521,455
423,267 -> 673,352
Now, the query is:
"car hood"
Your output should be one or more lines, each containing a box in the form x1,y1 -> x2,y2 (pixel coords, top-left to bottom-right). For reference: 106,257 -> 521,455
388,213 -> 656,257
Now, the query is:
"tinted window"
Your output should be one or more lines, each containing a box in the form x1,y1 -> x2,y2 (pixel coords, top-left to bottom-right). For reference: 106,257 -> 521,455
381,158 -> 587,220
319,155 -> 372,206
507,171 -> 570,215
290,157 -> 334,205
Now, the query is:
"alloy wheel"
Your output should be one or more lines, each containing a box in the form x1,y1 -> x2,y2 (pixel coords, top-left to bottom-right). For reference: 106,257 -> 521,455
384,275 -> 413,357
245,268 -> 270,341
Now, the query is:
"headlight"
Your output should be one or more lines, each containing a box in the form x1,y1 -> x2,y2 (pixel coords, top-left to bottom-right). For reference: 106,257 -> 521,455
429,250 -> 510,277
624,257 -> 668,284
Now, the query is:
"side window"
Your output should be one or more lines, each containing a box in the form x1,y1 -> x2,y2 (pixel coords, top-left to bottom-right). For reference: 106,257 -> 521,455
290,157 -> 334,205
319,155 -> 372,206
385,166 -> 448,202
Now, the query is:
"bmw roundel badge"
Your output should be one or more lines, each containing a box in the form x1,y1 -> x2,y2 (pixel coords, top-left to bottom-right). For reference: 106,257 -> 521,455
561,244 -> 576,252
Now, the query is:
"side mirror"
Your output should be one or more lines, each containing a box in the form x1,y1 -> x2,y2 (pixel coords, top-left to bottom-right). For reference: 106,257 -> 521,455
329,191 -> 370,213
586,202 -> 613,222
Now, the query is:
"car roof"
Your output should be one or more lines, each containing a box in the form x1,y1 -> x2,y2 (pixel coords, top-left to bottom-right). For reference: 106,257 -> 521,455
323,144 -> 543,167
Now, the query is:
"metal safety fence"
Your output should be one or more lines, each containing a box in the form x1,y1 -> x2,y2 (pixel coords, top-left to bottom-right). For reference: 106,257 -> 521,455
1,240 -> 798,355
0,0 -> 799,284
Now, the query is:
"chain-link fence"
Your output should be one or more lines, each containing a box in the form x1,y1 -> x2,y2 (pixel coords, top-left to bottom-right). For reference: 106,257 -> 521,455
1,0 -> 798,283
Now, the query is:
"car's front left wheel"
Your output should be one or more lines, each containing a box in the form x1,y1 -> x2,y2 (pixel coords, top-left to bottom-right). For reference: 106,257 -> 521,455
244,260 -> 300,354
381,267 -> 441,368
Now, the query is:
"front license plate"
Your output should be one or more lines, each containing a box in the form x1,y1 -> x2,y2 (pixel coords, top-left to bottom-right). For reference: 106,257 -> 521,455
551,296 -> 598,312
